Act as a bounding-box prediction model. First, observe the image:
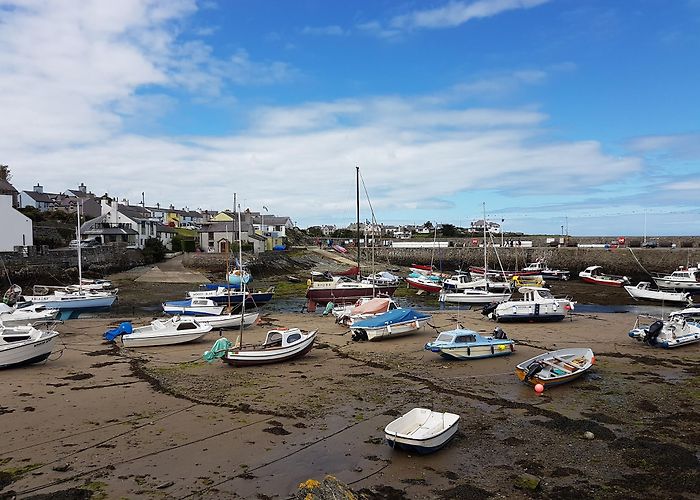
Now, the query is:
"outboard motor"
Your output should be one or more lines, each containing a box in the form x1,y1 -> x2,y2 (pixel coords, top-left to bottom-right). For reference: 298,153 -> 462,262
646,320 -> 664,345
524,361 -> 544,381
482,303 -> 498,317
493,327 -> 507,339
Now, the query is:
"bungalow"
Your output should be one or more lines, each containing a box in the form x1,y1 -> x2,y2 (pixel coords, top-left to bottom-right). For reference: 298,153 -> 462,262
19,184 -> 57,211
0,195 -> 33,251
197,221 -> 264,254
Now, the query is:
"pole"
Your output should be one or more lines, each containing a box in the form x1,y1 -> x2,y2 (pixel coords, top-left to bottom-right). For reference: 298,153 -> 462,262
483,202 -> 487,273
238,199 -> 245,345
643,210 -> 647,244
356,165 -> 360,279
77,201 -> 83,292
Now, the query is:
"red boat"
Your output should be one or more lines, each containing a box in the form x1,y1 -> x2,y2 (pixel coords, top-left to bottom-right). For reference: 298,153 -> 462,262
578,266 -> 630,287
305,277 -> 398,310
469,266 -> 541,278
406,276 -> 443,294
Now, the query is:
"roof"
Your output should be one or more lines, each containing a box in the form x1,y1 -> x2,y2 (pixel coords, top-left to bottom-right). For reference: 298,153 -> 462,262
0,179 -> 18,193
199,221 -> 254,233
83,227 -> 139,236
21,190 -> 55,203
156,224 -> 177,233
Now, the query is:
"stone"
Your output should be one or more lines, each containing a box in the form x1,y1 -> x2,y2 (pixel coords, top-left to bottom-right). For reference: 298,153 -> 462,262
514,473 -> 541,491
583,431 -> 595,440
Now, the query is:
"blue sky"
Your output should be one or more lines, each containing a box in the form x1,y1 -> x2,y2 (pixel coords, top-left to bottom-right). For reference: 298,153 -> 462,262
2,0 -> 699,235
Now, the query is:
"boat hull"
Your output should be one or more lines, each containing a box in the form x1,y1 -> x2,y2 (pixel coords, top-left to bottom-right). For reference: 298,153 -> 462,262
580,276 -> 625,287
515,348 -> 594,386
353,317 -> 430,341
624,284 -> 690,304
653,278 -> 700,290
306,286 -> 398,305
406,277 -> 442,293
439,291 -> 511,304
384,408 -> 459,455
0,331 -> 59,369
430,342 -> 514,360
196,312 -> 260,329
223,331 -> 316,366
122,330 -> 211,348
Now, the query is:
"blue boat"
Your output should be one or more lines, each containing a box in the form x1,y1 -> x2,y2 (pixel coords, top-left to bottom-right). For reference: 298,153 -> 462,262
350,308 -> 432,341
424,327 -> 514,360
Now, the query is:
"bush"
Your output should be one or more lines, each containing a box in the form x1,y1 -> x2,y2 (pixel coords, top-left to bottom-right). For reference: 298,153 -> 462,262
679,240 -> 694,248
142,237 -> 166,264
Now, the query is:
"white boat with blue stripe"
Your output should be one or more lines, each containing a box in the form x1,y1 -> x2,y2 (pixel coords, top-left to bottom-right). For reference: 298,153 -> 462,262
350,308 -> 432,341
425,327 -> 514,360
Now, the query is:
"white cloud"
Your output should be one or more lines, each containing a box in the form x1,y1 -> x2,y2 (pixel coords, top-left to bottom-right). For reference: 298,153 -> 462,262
628,134 -> 700,160
390,0 -> 550,31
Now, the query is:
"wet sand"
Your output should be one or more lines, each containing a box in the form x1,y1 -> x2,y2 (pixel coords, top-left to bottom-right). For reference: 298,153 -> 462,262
1,269 -> 698,499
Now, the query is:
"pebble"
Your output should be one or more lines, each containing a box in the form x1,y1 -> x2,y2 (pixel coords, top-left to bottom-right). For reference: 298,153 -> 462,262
156,481 -> 175,489
583,431 -> 595,440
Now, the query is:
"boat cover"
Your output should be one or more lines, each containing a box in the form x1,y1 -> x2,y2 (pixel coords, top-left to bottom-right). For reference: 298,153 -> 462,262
353,308 -> 430,328
164,299 -> 194,307
203,337 -> 232,362
103,322 -> 133,341
351,298 -> 393,315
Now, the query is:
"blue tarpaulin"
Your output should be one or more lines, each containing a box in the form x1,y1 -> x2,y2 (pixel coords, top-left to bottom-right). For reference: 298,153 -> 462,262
353,308 -> 431,328
103,322 -> 133,341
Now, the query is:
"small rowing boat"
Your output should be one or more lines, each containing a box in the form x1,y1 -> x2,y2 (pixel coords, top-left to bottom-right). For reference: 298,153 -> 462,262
515,348 -> 594,386
384,408 -> 460,454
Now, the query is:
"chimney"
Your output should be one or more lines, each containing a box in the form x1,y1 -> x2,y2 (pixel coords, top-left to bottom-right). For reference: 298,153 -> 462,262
156,202 -> 160,209
78,182 -> 86,193
34,183 -> 43,193
111,200 -> 119,225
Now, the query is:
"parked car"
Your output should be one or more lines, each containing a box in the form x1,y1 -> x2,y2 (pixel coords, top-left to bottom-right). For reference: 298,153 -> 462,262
69,238 -> 100,248
641,240 -> 658,248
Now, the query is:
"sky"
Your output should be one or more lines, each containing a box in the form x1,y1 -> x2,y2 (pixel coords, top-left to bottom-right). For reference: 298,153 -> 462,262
1,0 -> 699,236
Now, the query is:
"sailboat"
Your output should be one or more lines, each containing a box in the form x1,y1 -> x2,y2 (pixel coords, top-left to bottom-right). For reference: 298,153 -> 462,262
19,202 -> 117,320
220,199 -> 315,365
439,203 -> 512,305
305,167 -> 398,309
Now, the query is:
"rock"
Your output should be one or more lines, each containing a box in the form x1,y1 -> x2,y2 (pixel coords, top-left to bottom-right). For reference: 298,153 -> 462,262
294,475 -> 357,500
583,431 -> 595,440
52,464 -> 71,472
156,481 -> 174,489
514,473 -> 541,491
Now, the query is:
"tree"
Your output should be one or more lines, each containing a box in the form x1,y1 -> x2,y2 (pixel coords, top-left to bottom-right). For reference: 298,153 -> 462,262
0,165 -> 10,181
142,237 -> 167,264
306,226 -> 323,237
423,221 -> 433,229
441,224 -> 457,237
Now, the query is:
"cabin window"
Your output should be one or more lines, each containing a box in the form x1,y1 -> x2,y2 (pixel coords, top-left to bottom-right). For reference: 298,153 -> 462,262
436,334 -> 453,342
177,322 -> 197,330
266,332 -> 283,344
455,335 -> 476,343
287,333 -> 301,343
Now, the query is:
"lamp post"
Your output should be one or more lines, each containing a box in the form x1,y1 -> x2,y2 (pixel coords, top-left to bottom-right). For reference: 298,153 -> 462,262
261,205 -> 269,251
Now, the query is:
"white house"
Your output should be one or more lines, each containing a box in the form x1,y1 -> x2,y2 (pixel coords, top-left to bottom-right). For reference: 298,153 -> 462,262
20,184 -> 56,211
470,219 -> 502,234
198,221 -> 264,254
0,195 -> 33,251
81,200 -> 171,249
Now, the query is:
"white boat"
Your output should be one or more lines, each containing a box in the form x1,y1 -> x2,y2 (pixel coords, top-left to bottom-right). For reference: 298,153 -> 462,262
521,261 -> 570,281
515,348 -> 595,387
424,328 -> 514,360
578,266 -> 630,287
361,271 -> 401,286
652,264 -> 700,290
1,324 -> 60,368
384,408 -> 460,454
222,328 -> 317,366
196,311 -> 260,329
162,298 -> 226,316
628,313 -> 700,348
487,287 -> 574,322
439,287 -> 512,305
624,282 -> 692,304
105,317 -> 213,348
350,308 -> 432,341
667,306 -> 700,322
442,273 -> 510,291
333,297 -> 398,326
0,303 -> 59,327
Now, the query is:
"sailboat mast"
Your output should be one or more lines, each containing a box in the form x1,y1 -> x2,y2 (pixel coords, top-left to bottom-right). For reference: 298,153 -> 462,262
226,224 -> 231,310
238,201 -> 245,343
356,165 -> 360,279
77,201 -> 83,291
482,202 -> 487,272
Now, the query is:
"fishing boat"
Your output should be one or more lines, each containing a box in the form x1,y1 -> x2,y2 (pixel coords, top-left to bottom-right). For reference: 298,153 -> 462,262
196,311 -> 260,329
515,348 -> 595,386
0,303 -> 59,327
624,282 -> 692,304
578,266 -> 630,287
104,316 -> 213,348
162,297 -> 226,316
406,275 -> 443,294
424,327 -> 514,360
521,261 -> 570,281
652,264 -> 700,290
486,287 -> 574,322
333,297 -> 398,326
350,308 -> 431,341
628,313 -> 700,348
305,276 -> 397,308
1,324 -> 60,368
384,408 -> 460,454
222,328 -> 317,366
667,306 -> 700,322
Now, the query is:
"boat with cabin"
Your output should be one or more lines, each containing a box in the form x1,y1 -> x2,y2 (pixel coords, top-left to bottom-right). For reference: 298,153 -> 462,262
0,324 -> 60,369
104,316 -> 213,348
652,264 -> 700,290
578,266 -> 630,287
305,276 -> 397,308
624,282 -> 692,304
222,328 -> 317,366
486,287 -> 574,322
162,297 -> 226,316
424,327 -> 514,360
628,313 -> 700,348
521,261 -> 570,281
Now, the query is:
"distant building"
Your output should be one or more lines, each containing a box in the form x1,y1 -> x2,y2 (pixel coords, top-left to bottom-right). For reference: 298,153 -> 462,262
197,220 -> 264,254
0,178 -> 19,208
81,199 -> 169,249
20,184 -> 57,211
0,195 -> 33,251
470,219 -> 502,234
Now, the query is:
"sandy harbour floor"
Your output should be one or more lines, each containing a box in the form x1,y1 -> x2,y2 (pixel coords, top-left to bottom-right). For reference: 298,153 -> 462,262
1,282 -> 698,499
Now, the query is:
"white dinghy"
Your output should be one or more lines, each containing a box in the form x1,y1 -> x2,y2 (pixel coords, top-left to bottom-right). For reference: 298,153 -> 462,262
384,408 -> 460,454
0,303 -> 59,327
624,282 -> 691,305
1,324 -> 60,369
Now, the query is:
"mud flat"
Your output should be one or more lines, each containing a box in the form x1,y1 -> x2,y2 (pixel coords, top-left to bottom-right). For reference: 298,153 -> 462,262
1,305 -> 698,499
